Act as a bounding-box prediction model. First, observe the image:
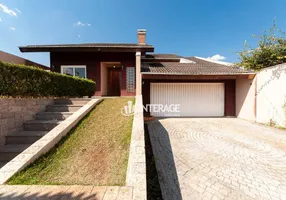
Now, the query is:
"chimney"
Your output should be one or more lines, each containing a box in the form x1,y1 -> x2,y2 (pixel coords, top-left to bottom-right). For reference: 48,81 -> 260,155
137,29 -> 146,45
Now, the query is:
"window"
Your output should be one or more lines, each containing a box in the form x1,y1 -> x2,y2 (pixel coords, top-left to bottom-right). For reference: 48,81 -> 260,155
61,65 -> 86,78
126,67 -> 135,92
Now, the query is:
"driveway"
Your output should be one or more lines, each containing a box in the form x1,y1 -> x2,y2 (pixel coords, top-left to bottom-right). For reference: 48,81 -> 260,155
147,118 -> 286,200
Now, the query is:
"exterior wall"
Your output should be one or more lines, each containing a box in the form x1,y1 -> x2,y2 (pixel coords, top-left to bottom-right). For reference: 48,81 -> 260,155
0,50 -> 49,70
100,63 -> 108,96
142,79 -> 236,116
51,52 -> 136,96
0,98 -> 53,145
236,78 -> 256,121
256,64 -> 286,127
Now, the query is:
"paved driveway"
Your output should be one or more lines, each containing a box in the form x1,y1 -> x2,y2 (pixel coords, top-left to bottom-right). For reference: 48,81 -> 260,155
147,118 -> 286,200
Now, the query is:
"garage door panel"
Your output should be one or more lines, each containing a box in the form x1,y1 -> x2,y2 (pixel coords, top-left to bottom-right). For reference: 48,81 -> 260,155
150,83 -> 224,117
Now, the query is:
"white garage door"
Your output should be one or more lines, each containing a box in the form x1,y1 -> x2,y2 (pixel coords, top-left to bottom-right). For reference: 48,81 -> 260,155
150,83 -> 225,117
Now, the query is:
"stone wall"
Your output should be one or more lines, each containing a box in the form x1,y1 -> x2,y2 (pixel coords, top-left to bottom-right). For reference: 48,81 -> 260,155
126,95 -> 146,200
0,99 -> 102,184
0,98 -> 54,145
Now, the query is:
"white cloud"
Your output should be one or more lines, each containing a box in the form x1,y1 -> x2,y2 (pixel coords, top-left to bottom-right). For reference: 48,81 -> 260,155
75,21 -> 84,26
78,34 -> 81,38
74,21 -> 91,27
0,3 -> 17,16
207,54 -> 226,61
15,8 -> 21,14
9,27 -> 16,31
0,18 -> 2,22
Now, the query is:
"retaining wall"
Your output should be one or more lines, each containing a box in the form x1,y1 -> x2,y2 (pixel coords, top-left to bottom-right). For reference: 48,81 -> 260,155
0,98 -> 53,144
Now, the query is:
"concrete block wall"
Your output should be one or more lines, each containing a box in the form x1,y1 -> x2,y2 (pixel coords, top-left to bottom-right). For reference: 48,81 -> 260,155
256,64 -> 286,127
0,98 -> 54,145
236,78 -> 256,122
236,63 -> 286,127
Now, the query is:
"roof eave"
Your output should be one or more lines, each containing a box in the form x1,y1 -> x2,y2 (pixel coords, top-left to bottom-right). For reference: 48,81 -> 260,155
19,46 -> 154,53
141,73 -> 256,80
141,72 -> 256,76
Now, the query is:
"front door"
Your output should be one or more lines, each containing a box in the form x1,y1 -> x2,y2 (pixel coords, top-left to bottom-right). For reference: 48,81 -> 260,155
108,69 -> 121,96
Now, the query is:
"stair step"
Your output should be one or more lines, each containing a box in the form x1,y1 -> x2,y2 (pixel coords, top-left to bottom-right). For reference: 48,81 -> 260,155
6,131 -> 48,145
0,145 -> 29,161
0,162 -> 7,168
36,112 -> 73,120
54,99 -> 90,105
0,144 -> 29,152
8,131 -> 48,137
46,105 -> 82,112
24,120 -> 62,131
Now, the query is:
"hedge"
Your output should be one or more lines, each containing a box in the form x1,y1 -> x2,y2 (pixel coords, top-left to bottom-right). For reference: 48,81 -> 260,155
0,61 -> 96,97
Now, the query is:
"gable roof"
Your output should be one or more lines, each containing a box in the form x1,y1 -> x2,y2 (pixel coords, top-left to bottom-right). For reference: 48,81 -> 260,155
144,54 -> 181,59
19,43 -> 154,53
0,50 -> 49,70
191,56 -> 234,66
141,56 -> 254,75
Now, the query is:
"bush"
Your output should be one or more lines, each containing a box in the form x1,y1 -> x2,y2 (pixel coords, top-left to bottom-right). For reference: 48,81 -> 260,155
238,19 -> 286,71
0,61 -> 96,97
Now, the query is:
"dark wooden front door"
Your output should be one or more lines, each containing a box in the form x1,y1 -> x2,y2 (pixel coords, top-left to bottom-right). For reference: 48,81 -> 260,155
108,69 -> 121,96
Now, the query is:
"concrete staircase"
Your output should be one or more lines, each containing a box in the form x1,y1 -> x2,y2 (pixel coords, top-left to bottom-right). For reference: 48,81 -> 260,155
0,99 -> 90,169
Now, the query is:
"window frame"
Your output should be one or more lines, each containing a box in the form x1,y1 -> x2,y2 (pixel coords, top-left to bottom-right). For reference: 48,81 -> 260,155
61,65 -> 87,78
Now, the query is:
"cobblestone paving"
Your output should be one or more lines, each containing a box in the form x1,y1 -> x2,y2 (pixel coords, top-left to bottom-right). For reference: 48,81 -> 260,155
147,118 -> 286,200
0,185 -> 133,200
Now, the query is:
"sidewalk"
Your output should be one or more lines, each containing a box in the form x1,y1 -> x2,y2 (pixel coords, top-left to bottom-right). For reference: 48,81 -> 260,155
0,185 -> 133,200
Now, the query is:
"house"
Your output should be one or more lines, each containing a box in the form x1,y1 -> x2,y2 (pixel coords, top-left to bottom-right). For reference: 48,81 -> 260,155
19,29 -> 255,117
0,50 -> 49,70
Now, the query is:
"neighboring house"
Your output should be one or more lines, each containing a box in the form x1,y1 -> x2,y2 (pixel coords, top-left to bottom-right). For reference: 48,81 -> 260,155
19,29 -> 255,117
0,50 -> 49,70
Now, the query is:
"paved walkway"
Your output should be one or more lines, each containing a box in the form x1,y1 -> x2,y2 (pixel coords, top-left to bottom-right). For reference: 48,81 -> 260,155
0,185 -> 133,200
148,118 -> 286,200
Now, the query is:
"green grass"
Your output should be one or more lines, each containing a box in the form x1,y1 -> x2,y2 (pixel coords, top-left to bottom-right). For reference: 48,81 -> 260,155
8,98 -> 134,185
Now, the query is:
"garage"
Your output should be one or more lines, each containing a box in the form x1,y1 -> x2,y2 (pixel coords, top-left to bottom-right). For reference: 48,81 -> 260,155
150,83 -> 225,117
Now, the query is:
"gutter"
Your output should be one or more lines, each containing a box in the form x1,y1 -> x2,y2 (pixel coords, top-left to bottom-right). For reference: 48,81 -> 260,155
19,46 -> 155,53
140,72 -> 256,76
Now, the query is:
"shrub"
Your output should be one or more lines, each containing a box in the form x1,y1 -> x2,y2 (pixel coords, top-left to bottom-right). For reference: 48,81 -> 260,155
0,61 -> 96,97
237,18 -> 286,71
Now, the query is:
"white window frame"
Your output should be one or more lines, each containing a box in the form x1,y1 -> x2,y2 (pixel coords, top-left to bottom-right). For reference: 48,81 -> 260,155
61,65 -> 87,78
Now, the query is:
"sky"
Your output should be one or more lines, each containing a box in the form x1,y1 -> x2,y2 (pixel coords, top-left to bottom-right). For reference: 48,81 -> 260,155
0,0 -> 286,67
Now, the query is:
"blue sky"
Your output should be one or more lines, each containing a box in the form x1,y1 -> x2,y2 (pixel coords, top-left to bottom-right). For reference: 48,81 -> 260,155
0,0 -> 286,66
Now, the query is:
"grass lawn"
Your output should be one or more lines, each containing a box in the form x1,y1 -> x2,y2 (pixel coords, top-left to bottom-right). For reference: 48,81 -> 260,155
8,98 -> 134,185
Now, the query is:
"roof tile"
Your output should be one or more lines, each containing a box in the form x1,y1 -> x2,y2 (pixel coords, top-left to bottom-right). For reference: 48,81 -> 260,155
141,57 -> 254,75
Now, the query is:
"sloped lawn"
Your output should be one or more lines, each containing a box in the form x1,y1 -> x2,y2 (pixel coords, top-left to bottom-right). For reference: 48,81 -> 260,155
8,98 -> 134,185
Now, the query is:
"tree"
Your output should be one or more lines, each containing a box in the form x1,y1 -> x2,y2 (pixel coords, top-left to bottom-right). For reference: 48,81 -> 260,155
237,19 -> 286,71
